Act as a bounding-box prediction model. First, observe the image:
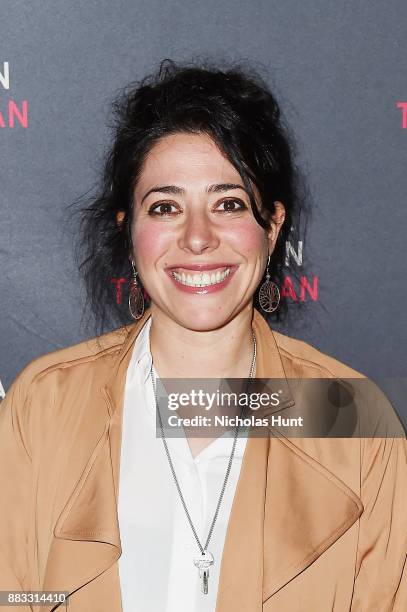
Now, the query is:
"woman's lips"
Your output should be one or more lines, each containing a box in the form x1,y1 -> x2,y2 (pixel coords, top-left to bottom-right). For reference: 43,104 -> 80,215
165,264 -> 238,294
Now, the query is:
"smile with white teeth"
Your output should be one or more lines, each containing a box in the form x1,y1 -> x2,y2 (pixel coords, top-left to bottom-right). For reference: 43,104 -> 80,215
171,267 -> 231,287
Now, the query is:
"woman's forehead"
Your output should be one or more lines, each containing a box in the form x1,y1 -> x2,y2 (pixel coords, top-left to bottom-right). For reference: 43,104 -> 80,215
135,133 -> 244,195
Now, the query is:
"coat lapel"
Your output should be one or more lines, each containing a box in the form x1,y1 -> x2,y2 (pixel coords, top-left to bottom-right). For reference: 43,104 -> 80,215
261,436 -> 363,600
42,310 -> 152,605
43,309 -> 363,610
43,412 -> 121,594
214,312 -> 363,610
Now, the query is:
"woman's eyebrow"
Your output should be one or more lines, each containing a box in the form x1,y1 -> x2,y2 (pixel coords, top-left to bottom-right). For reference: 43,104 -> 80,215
141,183 -> 247,204
207,183 -> 247,194
141,185 -> 183,203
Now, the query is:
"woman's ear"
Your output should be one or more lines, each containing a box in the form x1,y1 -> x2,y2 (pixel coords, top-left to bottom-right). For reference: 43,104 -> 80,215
116,211 -> 133,263
116,210 -> 126,228
267,201 -> 286,251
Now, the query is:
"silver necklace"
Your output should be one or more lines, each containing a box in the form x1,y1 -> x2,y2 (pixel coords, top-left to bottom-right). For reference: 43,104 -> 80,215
149,330 -> 257,596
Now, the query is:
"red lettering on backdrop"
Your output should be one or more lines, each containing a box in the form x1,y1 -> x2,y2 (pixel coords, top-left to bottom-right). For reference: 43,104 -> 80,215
300,275 -> 319,301
0,100 -> 28,128
111,278 -> 126,304
8,100 -> 28,128
281,276 -> 298,302
396,102 -> 407,128
111,276 -> 319,305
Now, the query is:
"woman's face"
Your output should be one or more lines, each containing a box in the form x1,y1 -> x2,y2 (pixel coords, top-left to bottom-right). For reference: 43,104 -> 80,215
131,132 -> 285,331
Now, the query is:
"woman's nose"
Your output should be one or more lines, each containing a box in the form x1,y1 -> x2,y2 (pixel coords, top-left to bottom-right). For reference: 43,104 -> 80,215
177,211 -> 220,255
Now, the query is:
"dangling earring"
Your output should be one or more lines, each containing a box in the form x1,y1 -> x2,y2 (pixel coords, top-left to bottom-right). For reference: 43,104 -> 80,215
259,255 -> 280,313
129,261 -> 145,320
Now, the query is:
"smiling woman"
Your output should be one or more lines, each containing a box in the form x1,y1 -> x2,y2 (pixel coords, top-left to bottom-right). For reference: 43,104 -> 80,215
0,60 -> 406,612
130,132 -> 285,334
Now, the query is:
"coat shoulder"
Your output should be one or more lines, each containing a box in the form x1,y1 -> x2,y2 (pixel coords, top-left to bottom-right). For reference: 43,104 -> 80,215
271,328 -> 406,438
8,326 -> 131,393
271,329 -> 367,379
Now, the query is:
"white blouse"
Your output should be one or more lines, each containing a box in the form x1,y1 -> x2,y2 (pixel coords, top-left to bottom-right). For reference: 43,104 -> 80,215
118,317 -> 248,612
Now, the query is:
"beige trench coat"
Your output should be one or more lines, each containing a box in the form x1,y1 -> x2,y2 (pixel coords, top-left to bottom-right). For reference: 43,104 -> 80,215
0,309 -> 406,611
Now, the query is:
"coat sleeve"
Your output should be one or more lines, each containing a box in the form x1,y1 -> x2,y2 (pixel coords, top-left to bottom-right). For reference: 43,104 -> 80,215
0,371 -> 33,594
351,436 -> 407,611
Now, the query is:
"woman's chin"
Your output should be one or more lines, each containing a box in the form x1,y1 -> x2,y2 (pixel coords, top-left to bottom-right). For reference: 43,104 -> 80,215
161,301 -> 242,332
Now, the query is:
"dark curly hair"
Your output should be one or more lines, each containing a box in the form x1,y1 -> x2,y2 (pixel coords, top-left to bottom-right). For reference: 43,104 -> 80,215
77,59 -> 310,332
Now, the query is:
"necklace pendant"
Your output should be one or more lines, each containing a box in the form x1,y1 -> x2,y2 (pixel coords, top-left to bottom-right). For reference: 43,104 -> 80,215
194,550 -> 214,595
201,569 -> 209,595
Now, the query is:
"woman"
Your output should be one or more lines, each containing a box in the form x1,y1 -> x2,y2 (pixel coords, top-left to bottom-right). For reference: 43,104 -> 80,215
0,61 -> 406,612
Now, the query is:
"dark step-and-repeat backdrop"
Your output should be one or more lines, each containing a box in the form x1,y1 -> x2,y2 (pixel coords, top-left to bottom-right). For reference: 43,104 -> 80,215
1,1 -> 406,427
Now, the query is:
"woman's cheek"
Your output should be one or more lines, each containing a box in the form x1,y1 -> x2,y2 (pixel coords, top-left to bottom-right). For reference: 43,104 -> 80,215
133,224 -> 174,265
225,219 -> 266,256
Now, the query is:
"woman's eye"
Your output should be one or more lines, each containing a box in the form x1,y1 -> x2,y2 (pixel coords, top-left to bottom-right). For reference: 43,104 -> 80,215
216,198 -> 247,213
148,202 -> 179,216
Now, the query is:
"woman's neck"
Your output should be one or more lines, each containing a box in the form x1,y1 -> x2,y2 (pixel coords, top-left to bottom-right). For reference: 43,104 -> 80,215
149,304 -> 255,379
